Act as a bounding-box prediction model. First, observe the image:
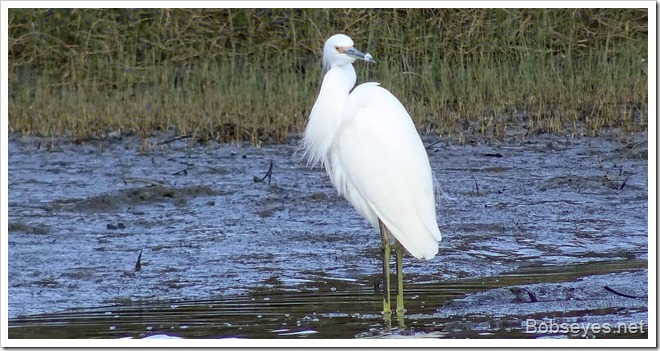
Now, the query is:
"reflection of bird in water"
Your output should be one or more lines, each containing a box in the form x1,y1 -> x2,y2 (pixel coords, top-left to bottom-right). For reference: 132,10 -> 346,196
302,34 -> 442,318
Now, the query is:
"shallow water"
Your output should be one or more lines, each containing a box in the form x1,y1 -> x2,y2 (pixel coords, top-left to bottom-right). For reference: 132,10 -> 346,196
7,132 -> 649,338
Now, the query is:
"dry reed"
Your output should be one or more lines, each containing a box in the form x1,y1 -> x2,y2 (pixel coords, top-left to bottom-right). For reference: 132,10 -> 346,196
8,8 -> 648,144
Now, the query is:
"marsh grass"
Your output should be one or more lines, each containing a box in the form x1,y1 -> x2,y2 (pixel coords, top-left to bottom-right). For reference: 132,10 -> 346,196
8,8 -> 648,144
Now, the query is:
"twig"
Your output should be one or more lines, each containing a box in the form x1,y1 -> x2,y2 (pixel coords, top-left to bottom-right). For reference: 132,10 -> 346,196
524,288 -> 538,302
618,175 -> 630,190
254,160 -> 273,184
483,153 -> 503,158
158,134 -> 193,145
173,167 -> 194,176
604,285 -> 646,299
471,173 -> 479,194
425,140 -> 442,150
605,174 -> 630,190
134,249 -> 143,272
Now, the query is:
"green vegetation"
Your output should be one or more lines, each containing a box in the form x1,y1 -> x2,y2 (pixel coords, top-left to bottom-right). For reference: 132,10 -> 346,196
8,8 -> 648,144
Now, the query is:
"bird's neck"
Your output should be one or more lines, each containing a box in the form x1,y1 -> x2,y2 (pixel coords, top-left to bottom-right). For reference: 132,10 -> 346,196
321,64 -> 357,95
302,64 -> 357,167
315,64 -> 357,126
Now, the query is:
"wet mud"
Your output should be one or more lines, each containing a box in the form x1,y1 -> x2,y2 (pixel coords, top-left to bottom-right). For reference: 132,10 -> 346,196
7,132 -> 648,338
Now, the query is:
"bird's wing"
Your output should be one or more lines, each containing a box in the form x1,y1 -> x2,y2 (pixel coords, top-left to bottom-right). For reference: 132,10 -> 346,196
333,83 -> 441,260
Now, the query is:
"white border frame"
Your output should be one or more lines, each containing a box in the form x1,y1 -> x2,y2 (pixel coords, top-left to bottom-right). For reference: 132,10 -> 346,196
1,1 -> 656,348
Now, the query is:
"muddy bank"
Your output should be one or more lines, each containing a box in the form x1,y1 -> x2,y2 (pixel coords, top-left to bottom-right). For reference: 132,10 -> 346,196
7,131 -> 648,338
435,268 -> 648,339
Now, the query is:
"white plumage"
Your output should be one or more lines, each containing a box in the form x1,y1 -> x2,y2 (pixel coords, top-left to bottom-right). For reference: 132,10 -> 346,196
303,34 -> 441,260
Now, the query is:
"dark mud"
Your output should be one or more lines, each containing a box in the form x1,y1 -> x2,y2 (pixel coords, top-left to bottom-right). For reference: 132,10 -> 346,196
7,132 -> 649,339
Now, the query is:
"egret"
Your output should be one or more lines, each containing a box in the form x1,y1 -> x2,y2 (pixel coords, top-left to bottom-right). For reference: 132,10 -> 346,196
302,34 -> 442,318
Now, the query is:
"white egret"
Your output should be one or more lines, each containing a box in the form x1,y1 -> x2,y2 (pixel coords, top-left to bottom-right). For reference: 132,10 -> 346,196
302,34 -> 442,317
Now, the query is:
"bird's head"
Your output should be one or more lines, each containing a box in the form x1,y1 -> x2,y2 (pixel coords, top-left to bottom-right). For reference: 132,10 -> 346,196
322,34 -> 375,73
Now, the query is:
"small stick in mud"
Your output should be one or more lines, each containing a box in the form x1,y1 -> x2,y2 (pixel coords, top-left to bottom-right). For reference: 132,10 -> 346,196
158,134 -> 194,145
510,287 -> 538,302
617,175 -> 630,190
134,249 -> 143,272
254,160 -> 273,185
525,288 -> 538,302
471,173 -> 480,194
605,174 -> 630,190
425,140 -> 442,150
173,167 -> 194,176
604,285 -> 646,299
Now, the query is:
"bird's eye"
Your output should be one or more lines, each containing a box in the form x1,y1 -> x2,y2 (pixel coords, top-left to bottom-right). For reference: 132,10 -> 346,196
335,46 -> 340,52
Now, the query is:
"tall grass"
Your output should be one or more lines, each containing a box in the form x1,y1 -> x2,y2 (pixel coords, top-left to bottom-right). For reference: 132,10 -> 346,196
8,8 -> 648,144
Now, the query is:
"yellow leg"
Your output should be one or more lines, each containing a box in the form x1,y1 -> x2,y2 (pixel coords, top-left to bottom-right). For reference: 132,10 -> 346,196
378,220 -> 392,318
395,241 -> 407,329
395,241 -> 405,313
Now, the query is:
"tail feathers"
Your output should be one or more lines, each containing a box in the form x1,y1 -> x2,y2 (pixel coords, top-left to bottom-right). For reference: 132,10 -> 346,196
377,214 -> 441,260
